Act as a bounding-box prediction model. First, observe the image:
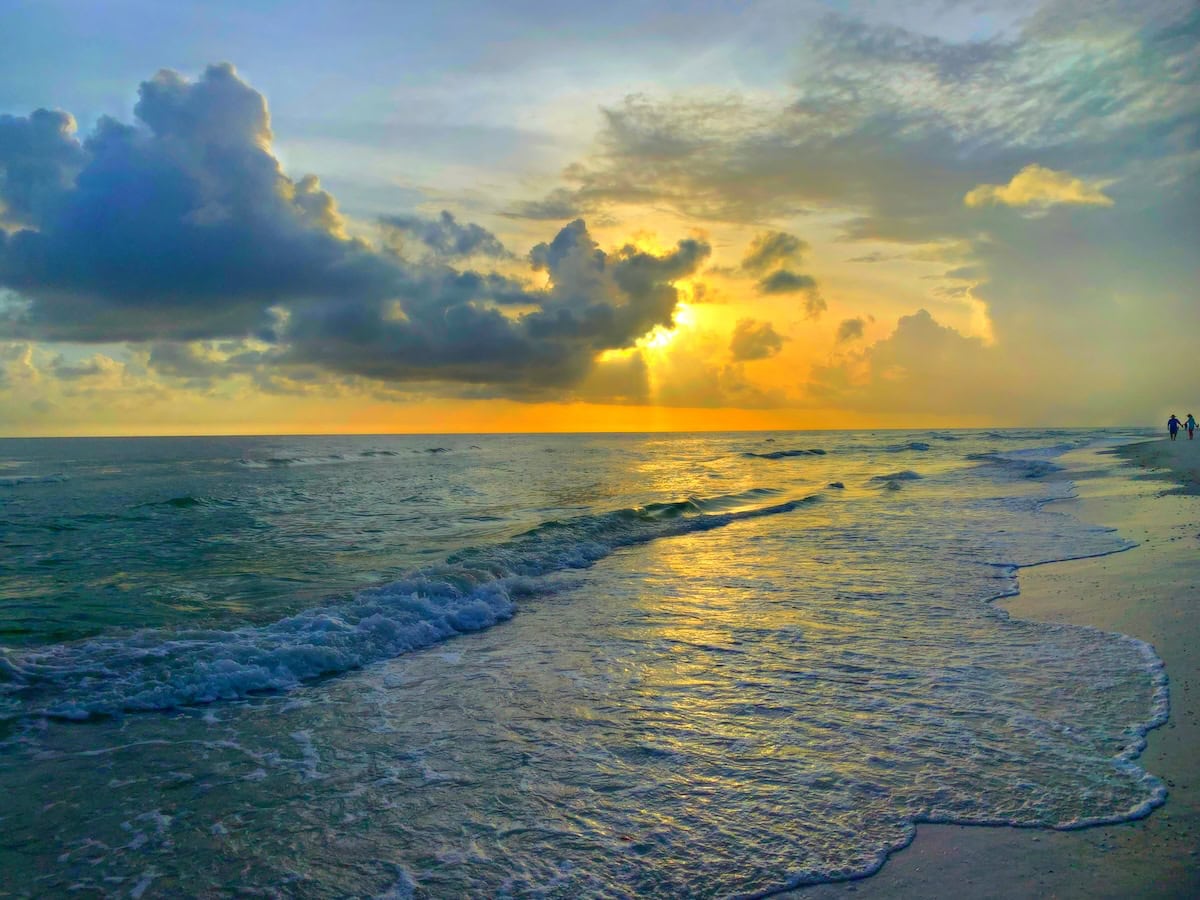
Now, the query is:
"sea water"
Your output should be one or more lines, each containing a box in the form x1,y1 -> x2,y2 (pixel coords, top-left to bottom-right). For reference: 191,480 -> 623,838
0,430 -> 1168,896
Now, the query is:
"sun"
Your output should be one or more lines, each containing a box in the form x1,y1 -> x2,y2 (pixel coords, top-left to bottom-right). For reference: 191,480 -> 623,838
637,303 -> 696,352
642,326 -> 676,350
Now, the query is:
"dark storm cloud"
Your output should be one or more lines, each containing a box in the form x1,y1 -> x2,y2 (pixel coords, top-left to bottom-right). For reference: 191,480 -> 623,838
0,109 -> 86,227
526,219 -> 710,350
145,341 -> 273,380
281,218 -> 708,387
380,210 -> 511,259
0,65 -> 709,397
729,318 -> 785,361
0,64 -> 403,342
528,220 -> 711,347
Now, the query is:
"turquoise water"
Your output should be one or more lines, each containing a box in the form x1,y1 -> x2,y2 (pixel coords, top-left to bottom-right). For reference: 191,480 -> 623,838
0,430 -> 1168,896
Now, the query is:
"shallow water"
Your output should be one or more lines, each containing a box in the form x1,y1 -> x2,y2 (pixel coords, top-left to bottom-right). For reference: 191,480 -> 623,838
0,430 -> 1167,896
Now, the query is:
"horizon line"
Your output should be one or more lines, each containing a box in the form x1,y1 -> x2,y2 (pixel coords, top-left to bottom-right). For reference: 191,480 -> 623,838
0,425 -> 1157,441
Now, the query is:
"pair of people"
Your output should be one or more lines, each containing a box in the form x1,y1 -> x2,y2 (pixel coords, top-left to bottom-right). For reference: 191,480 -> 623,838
1167,413 -> 1196,440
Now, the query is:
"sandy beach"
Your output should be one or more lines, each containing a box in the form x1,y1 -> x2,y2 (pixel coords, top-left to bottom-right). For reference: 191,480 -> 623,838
803,436 -> 1200,899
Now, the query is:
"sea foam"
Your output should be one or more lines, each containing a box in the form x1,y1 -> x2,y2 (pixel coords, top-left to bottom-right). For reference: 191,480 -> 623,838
1,489 -> 820,720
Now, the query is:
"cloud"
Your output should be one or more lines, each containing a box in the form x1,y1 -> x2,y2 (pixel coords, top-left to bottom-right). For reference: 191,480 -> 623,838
529,5 -> 1195,241
0,109 -> 86,227
964,164 -> 1115,209
741,231 -> 809,274
807,309 -> 1010,414
282,218 -> 709,389
0,63 -> 399,342
836,317 -> 866,342
653,328 -> 790,409
716,229 -> 826,317
501,188 -> 582,221
756,269 -> 826,318
145,340 -> 270,382
0,65 -> 711,399
498,5 -> 1195,422
48,353 -> 123,382
729,318 -> 786,361
380,210 -> 511,259
758,270 -> 817,294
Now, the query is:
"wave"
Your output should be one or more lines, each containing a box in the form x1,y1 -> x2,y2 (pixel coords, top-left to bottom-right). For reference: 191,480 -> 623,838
884,441 -> 931,452
744,448 -> 827,460
869,470 -> 922,482
135,495 -> 231,510
0,474 -> 68,487
238,449 -> 402,468
966,452 -> 1063,479
0,488 -> 821,721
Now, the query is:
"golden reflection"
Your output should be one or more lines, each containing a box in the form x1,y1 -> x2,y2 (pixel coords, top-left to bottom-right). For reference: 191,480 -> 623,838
608,514 -> 894,773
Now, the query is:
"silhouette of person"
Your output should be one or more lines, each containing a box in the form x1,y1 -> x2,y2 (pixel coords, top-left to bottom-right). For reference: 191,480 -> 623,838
1168,414 -> 1182,440
1187,414 -> 1197,441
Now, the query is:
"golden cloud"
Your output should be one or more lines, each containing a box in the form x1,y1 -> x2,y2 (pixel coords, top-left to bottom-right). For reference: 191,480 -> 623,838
964,164 -> 1114,210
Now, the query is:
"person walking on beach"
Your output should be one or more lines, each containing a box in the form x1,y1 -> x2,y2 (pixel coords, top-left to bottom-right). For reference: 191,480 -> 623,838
1187,414 -> 1197,440
1168,414 -> 1182,440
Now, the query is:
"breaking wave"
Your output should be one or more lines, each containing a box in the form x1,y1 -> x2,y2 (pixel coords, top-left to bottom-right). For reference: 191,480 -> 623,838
0,488 -> 820,721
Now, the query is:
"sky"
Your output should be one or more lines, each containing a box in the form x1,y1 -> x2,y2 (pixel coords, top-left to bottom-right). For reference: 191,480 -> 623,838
0,0 -> 1196,435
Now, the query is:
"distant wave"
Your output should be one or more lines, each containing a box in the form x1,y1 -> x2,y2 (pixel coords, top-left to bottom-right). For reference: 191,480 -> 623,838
0,474 -> 68,487
744,448 -> 827,460
869,470 -> 922,482
0,487 -> 824,720
156,495 -> 204,509
135,495 -> 231,510
238,449 -> 401,468
883,441 -> 931,452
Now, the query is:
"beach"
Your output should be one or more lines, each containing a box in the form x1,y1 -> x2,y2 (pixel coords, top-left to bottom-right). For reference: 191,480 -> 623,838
805,436 -> 1200,898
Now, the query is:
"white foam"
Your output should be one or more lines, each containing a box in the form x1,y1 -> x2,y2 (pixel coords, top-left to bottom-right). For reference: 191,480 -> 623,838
3,491 -> 816,718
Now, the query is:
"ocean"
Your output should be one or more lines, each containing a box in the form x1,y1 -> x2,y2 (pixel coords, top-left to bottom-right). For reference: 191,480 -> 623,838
0,429 -> 1168,897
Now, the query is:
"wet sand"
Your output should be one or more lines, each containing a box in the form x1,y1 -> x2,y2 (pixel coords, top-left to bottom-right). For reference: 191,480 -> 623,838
801,437 -> 1200,899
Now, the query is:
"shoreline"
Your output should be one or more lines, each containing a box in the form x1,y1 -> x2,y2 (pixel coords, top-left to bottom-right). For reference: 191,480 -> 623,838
801,436 -> 1200,898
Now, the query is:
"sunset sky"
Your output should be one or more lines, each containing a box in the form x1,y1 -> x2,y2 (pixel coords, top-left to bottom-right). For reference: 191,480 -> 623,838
1,0 -> 1196,435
